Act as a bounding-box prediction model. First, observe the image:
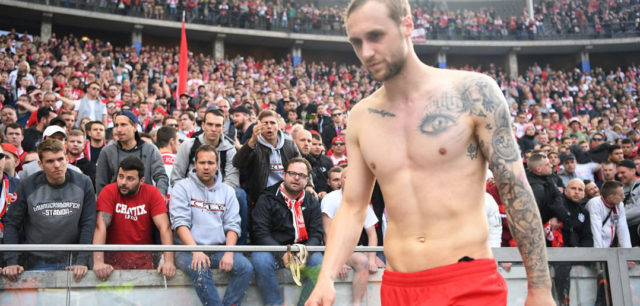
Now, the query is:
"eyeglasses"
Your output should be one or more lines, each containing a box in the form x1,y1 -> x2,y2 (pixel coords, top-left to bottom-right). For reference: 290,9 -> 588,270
332,113 -> 343,117
285,171 -> 308,180
592,138 -> 604,141
333,142 -> 345,146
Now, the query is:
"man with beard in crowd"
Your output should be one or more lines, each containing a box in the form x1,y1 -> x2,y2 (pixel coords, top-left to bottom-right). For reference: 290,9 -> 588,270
231,106 -> 254,148
84,121 -> 106,167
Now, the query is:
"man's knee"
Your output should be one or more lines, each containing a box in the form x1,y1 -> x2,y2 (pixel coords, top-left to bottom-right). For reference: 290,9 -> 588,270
307,252 -> 323,267
233,254 -> 254,275
251,252 -> 275,270
349,253 -> 368,271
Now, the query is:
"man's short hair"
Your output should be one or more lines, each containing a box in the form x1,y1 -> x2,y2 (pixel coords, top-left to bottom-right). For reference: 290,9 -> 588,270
68,130 -> 85,138
36,106 -> 54,122
601,181 -> 623,198
344,0 -> 410,25
327,166 -> 343,177
162,116 -> 177,125
119,156 -> 145,179
195,144 -> 219,161
284,157 -> 312,175
204,109 -> 225,123
310,132 -> 322,141
527,153 -> 547,170
621,138 -> 633,145
60,110 -> 74,117
181,111 -> 195,121
85,120 -> 105,132
609,144 -> 621,155
1,105 -> 16,114
4,122 -> 22,135
156,126 -> 177,148
601,160 -> 615,168
37,138 -> 66,160
258,110 -> 278,122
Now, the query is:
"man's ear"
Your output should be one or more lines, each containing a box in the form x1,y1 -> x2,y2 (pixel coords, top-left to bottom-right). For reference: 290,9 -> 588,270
401,14 -> 414,38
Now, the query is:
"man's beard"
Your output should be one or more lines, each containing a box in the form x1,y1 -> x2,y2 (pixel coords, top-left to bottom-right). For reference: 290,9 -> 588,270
118,182 -> 141,197
369,52 -> 407,82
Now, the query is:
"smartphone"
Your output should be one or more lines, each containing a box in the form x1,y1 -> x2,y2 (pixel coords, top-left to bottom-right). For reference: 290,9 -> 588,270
306,113 -> 316,120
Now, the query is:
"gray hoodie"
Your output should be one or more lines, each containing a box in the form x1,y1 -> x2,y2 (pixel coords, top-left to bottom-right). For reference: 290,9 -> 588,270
170,133 -> 239,188
624,179 -> 640,225
258,130 -> 285,188
170,172 -> 240,246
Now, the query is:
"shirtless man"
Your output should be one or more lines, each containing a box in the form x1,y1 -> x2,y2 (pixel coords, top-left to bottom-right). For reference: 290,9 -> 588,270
306,1 -> 554,305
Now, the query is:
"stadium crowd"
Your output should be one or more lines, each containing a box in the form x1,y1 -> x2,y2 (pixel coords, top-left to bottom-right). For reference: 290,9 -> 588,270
32,0 -> 640,39
0,24 -> 638,304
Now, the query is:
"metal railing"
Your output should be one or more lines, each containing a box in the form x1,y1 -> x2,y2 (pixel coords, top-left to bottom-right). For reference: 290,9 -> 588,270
0,245 -> 637,305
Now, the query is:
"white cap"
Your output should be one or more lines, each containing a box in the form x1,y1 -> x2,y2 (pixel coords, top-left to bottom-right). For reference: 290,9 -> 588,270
42,125 -> 67,139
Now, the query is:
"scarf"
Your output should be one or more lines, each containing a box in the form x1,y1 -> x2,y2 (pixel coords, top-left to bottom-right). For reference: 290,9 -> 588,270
279,183 -> 308,243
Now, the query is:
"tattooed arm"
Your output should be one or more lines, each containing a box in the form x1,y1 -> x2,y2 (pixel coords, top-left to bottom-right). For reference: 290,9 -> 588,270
470,75 -> 554,304
92,211 -> 114,278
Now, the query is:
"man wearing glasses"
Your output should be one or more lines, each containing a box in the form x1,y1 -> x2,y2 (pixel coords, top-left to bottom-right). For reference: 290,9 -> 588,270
321,108 -> 346,150
74,81 -> 108,128
328,136 -> 347,166
251,157 -> 324,306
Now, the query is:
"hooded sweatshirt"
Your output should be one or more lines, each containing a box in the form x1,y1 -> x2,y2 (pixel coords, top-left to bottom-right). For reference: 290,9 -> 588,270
258,130 -> 285,187
170,133 -> 239,188
170,172 -> 240,246
96,134 -> 169,195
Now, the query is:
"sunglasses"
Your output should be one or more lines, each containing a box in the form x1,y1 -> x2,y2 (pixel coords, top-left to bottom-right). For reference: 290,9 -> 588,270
333,142 -> 345,146
332,113 -> 343,117
592,138 -> 604,141
0,153 -> 5,160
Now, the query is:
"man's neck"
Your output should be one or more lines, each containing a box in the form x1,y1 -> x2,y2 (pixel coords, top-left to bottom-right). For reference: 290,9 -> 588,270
201,177 -> 216,188
627,178 -> 639,187
205,136 -> 220,148
159,147 -> 174,154
46,175 -> 66,186
68,151 -> 81,160
120,138 -> 137,150
381,52 -> 429,102
90,138 -> 104,147
282,188 -> 301,200
242,122 -> 251,132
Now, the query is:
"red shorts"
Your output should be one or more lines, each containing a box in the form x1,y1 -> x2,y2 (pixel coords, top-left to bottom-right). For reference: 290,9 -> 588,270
381,259 -> 507,306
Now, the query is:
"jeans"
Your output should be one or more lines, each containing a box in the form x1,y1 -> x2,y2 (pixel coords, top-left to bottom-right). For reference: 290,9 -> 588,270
175,251 -> 253,306
234,187 -> 249,245
251,251 -> 323,305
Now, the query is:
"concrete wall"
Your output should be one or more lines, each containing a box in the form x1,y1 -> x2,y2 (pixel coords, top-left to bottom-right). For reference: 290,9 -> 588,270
2,265 -> 639,305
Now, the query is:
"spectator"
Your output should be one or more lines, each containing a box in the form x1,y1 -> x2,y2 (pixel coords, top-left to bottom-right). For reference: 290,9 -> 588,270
231,106 -> 254,148
251,157 -> 323,306
2,139 -> 96,282
74,82 -> 108,127
92,156 -> 175,279
233,109 -> 300,203
600,160 -> 617,186
0,105 -> 18,132
557,152 -> 599,187
321,107 -> 346,150
585,180 -> 600,200
2,143 -> 20,180
526,153 -> 570,237
608,144 -> 624,165
325,166 -> 343,193
22,106 -> 56,153
621,138 -> 636,159
0,144 -> 20,241
95,111 -> 169,196
170,144 -> 253,305
328,136 -> 347,166
177,111 -> 198,143
67,130 -> 96,184
586,180 -> 632,248
156,126 -> 179,184
307,132 -> 334,197
4,123 -> 25,161
85,120 -> 106,166
617,160 -> 640,246
554,178 -> 593,305
19,125 -> 84,179
321,166 -> 378,305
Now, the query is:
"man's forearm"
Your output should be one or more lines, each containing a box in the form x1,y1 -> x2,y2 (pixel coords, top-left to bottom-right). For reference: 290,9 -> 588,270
492,161 -> 551,289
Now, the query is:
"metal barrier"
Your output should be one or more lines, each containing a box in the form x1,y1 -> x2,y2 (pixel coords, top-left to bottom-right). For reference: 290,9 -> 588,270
0,245 -> 637,305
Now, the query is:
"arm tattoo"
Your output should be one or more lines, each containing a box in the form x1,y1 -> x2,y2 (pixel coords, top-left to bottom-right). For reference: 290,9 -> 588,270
472,76 -> 551,289
101,213 -> 113,228
368,108 -> 396,118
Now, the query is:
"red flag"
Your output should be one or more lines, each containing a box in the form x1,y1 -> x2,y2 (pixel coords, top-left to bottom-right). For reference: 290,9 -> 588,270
177,12 -> 188,101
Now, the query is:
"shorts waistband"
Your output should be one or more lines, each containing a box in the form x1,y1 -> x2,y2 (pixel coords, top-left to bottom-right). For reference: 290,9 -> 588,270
382,258 -> 498,287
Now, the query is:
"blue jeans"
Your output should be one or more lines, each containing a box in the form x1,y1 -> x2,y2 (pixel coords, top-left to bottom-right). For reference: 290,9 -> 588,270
234,187 -> 249,245
175,252 -> 253,306
251,251 -> 323,305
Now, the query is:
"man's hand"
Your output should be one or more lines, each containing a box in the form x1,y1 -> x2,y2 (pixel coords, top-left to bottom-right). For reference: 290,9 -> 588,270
367,258 -> 378,274
525,287 -> 556,306
375,256 -> 385,269
305,186 -> 318,198
67,265 -> 88,282
549,217 -> 560,231
157,261 -> 176,279
219,252 -> 234,272
282,252 -> 290,267
248,122 -> 263,146
338,264 -> 350,280
2,265 -> 24,281
191,252 -> 210,272
318,191 -> 327,199
93,262 -> 114,280
305,278 -> 336,306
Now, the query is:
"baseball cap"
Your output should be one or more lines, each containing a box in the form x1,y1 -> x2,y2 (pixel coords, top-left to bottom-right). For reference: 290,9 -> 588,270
569,117 -> 580,125
153,107 -> 168,117
231,106 -> 251,115
42,125 -> 67,139
332,136 -> 345,145
560,152 -> 576,163
116,110 -> 139,125
619,159 -> 636,170
1,143 -> 19,159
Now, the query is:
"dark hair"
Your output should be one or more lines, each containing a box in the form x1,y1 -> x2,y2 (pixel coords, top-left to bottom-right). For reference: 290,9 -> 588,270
621,138 -> 633,145
4,123 -> 22,135
203,109 -> 225,123
609,144 -> 621,155
162,116 -> 177,125
195,144 -> 219,161
156,126 -> 177,148
327,166 -> 343,177
601,180 -> 623,198
36,106 -> 54,122
1,105 -> 16,114
311,132 -> 322,141
527,153 -> 547,171
285,157 -> 312,175
119,156 -> 145,179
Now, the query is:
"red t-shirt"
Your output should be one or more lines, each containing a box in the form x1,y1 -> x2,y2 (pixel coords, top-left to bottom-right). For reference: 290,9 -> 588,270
97,183 -> 167,269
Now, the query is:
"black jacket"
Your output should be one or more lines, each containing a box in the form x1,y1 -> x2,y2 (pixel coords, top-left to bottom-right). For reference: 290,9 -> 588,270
526,170 -> 571,224
561,195 -> 593,247
232,134 -> 300,203
304,153 -> 334,193
251,183 -> 324,256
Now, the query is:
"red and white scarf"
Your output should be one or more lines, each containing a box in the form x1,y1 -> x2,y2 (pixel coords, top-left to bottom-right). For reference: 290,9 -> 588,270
279,183 -> 308,243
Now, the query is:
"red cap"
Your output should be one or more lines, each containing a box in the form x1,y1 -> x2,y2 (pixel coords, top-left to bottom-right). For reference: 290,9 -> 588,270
2,143 -> 19,159
154,107 -> 168,117
331,136 -> 345,145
